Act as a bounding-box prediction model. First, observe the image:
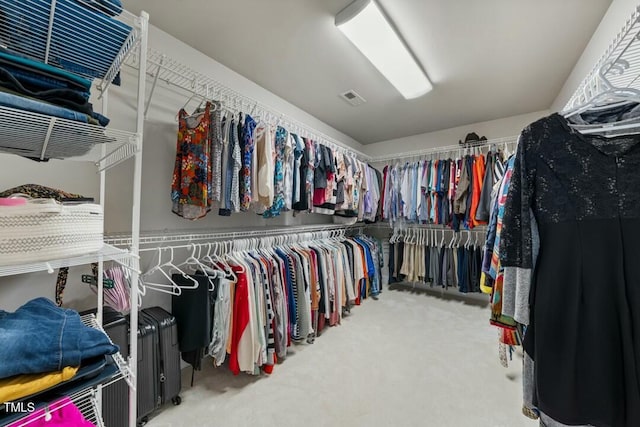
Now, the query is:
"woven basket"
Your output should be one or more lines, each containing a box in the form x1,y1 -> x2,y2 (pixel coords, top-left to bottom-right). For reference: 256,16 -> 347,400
0,199 -> 104,266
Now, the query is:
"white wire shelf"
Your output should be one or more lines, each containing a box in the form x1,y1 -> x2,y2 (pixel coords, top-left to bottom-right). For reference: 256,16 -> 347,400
2,314 -> 131,427
370,135 -> 519,163
564,5 -> 640,111
4,387 -> 105,427
0,105 -> 140,170
0,0 -> 144,94
0,243 -> 140,277
138,47 -> 370,160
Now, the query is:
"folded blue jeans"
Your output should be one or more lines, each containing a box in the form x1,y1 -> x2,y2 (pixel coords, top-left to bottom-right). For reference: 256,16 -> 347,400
0,90 -> 89,122
0,298 -> 118,379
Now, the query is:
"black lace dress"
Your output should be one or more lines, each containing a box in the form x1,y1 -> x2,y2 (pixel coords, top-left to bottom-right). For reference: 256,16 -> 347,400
501,112 -> 640,427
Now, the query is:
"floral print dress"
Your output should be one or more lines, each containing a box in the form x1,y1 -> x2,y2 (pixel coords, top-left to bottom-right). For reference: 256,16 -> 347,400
171,102 -> 212,220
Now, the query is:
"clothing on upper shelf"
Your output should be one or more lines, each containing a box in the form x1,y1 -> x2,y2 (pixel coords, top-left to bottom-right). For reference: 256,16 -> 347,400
382,151 -> 505,230
0,46 -> 112,128
171,106 -> 381,220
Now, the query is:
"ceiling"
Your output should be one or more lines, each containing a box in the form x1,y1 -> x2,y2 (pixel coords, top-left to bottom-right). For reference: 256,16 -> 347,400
124,0 -> 612,144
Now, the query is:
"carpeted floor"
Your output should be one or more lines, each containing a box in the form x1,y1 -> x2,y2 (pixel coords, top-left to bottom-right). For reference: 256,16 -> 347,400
148,287 -> 536,427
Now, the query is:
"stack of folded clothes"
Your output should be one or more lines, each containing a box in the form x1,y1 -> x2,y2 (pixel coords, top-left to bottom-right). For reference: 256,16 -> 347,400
0,51 -> 109,126
0,298 -> 119,404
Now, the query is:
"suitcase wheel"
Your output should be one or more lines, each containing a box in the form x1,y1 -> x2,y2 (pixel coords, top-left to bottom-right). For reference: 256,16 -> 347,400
172,396 -> 182,406
137,417 -> 148,427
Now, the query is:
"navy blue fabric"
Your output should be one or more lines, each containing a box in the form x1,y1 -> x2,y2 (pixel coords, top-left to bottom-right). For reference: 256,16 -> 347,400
0,89 -> 89,122
79,0 -> 123,16
0,298 -> 118,379
275,249 -> 296,328
0,51 -> 91,91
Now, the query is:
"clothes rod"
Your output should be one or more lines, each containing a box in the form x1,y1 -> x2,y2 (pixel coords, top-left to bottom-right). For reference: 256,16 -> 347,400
143,48 -> 371,160
106,224 -> 364,247
370,136 -> 519,163
136,227 -> 362,254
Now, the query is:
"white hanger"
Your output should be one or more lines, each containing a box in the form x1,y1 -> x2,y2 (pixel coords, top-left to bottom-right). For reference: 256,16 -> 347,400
142,247 -> 198,296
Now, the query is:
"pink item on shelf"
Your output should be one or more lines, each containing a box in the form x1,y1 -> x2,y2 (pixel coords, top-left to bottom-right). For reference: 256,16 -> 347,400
0,198 -> 27,206
7,397 -> 95,427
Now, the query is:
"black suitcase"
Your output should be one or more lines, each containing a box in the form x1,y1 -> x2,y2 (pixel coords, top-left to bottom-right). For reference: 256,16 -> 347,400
135,313 -> 159,426
100,307 -> 130,427
135,307 -> 182,426
79,307 -> 130,427
141,307 -> 182,406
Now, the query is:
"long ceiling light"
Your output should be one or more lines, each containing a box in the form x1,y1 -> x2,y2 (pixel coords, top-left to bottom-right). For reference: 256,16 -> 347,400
335,0 -> 432,99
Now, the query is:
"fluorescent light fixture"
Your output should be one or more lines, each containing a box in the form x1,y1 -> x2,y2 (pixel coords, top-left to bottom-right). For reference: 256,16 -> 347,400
336,0 -> 432,99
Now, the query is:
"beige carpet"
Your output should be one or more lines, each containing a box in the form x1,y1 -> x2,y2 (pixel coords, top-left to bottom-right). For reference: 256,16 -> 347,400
148,287 -> 536,427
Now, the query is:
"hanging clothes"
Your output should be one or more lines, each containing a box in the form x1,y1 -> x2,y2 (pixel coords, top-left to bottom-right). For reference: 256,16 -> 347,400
195,234 -> 382,376
240,114 -> 257,211
171,104 -> 381,219
171,102 -> 212,220
389,231 -> 483,293
498,112 -> 640,427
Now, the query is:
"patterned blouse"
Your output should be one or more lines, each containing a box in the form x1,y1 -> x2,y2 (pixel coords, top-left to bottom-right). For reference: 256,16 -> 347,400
171,102 -> 212,220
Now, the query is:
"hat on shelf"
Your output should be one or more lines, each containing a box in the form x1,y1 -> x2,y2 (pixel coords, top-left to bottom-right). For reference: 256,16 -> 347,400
459,132 -> 487,145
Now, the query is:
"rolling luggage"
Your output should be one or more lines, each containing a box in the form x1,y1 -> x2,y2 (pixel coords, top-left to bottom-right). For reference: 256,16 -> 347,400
135,313 -> 158,426
100,307 -> 130,427
79,306 -> 130,427
141,307 -> 182,406
136,307 -> 182,426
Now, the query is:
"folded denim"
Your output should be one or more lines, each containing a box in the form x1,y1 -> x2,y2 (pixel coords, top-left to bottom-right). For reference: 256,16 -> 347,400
0,89 -> 90,123
0,57 -> 91,98
0,67 -> 93,115
0,0 -> 132,79
0,51 -> 92,92
0,298 -> 118,379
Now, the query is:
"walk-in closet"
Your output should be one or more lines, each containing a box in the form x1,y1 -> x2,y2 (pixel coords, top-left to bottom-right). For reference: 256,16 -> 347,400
0,1 -> 637,426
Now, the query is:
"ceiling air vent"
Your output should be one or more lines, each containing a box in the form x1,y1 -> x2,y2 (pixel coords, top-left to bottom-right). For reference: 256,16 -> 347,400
340,90 -> 366,106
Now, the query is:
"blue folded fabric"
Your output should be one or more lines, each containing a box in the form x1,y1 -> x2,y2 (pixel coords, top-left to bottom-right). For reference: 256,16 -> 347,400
0,51 -> 92,92
0,298 -> 118,379
79,0 -> 123,17
0,90 -> 90,123
0,0 -> 132,79
5,67 -> 91,100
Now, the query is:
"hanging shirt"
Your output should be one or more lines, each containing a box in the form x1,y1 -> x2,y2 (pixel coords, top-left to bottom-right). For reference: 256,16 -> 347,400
240,115 -> 257,211
255,123 -> 275,210
231,116 -> 242,213
172,102 -> 212,220
263,126 -> 287,218
283,133 -> 295,211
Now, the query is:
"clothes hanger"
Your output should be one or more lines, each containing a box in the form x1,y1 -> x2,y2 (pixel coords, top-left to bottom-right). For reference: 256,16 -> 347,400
141,248 -> 185,296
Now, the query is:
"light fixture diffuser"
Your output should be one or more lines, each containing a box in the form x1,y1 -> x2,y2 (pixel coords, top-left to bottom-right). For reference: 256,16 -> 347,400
336,0 -> 432,99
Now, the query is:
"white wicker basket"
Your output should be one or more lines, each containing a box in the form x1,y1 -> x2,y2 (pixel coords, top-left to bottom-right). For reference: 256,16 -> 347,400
0,199 -> 104,266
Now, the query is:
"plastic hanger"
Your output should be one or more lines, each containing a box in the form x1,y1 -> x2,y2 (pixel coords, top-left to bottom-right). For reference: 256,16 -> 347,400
141,248 -> 190,296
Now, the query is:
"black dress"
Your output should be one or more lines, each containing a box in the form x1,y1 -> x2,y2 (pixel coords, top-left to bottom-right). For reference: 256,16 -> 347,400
501,112 -> 640,427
